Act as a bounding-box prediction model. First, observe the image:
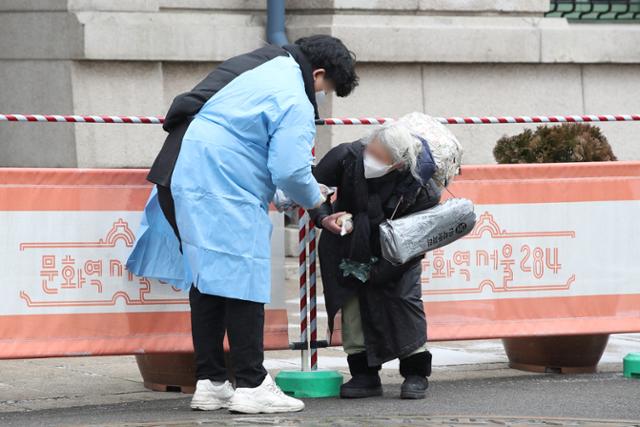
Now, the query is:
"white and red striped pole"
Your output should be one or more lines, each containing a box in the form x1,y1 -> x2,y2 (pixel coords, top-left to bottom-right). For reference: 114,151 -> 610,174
308,219 -> 318,371
298,208 -> 310,372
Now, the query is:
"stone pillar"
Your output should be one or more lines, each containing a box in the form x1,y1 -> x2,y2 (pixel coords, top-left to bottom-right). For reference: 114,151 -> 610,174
0,1 -> 267,167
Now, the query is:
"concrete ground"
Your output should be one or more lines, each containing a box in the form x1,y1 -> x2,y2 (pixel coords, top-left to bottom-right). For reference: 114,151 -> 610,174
1,335 -> 639,426
1,271 -> 639,426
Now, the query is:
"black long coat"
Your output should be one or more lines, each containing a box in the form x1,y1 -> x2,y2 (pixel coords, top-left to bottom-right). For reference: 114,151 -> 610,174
310,141 -> 440,366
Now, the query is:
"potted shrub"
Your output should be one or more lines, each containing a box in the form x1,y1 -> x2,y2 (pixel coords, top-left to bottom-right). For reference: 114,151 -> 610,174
493,123 -> 617,164
494,123 -> 616,373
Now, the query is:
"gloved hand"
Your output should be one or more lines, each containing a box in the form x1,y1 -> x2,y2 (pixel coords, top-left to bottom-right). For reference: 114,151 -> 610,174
276,185 -> 336,211
319,184 -> 335,199
311,184 -> 336,209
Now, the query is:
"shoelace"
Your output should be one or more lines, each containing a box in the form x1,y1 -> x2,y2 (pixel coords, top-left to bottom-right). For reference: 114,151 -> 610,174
267,382 -> 286,397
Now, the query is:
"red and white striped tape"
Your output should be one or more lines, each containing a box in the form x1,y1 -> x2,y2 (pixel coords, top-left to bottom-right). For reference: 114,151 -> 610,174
0,114 -> 163,124
2,113 -> 640,126
317,114 -> 640,125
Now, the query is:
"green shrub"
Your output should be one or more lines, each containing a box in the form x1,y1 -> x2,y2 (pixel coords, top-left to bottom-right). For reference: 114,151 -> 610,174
493,123 -> 617,164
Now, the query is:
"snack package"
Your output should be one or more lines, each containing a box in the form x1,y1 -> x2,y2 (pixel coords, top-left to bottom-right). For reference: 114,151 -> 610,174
337,213 -> 353,236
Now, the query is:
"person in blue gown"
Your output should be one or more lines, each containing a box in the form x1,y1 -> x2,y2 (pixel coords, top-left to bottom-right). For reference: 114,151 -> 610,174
126,36 -> 358,413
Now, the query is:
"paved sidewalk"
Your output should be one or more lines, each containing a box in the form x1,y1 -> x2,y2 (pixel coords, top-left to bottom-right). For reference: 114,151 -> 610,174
0,361 -> 639,426
1,335 -> 639,426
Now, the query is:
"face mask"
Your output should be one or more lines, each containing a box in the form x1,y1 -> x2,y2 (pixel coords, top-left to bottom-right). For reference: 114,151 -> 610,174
363,152 -> 393,179
315,90 -> 327,106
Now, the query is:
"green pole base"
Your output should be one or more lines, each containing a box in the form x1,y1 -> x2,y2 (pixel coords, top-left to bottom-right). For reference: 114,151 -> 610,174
623,353 -> 640,379
275,370 -> 343,398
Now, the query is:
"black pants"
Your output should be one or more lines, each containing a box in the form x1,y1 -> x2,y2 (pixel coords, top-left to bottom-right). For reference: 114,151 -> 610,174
157,185 -> 268,388
190,286 -> 268,388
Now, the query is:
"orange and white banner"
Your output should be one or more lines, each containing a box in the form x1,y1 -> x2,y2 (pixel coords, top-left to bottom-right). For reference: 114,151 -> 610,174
1,163 -> 640,359
0,169 -> 288,359
423,161 -> 640,340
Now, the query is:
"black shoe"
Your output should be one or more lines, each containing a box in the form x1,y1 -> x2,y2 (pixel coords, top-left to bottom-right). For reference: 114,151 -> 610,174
340,374 -> 383,398
340,352 -> 382,399
399,351 -> 432,399
400,375 -> 428,399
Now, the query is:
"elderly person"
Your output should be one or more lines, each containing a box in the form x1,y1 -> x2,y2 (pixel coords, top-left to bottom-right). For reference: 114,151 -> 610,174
310,122 -> 440,400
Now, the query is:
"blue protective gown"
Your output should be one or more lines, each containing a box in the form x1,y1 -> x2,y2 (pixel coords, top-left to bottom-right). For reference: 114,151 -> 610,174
127,55 -> 322,303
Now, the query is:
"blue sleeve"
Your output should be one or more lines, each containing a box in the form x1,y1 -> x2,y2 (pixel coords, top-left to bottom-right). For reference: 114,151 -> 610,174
267,103 -> 322,209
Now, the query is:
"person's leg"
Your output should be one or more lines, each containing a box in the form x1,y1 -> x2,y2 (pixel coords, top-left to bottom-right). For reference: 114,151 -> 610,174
404,343 -> 430,358
189,286 -> 228,382
340,296 -> 382,398
189,286 -> 235,410
399,349 -> 432,399
341,295 -> 367,356
226,297 -> 304,413
224,297 -> 267,388
394,265 -> 431,399
156,184 -> 181,242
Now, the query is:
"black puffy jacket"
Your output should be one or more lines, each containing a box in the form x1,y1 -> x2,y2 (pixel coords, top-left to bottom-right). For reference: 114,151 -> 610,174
147,44 -> 318,188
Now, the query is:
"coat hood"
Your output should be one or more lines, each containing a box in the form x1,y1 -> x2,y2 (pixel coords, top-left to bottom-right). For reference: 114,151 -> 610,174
416,136 -> 436,184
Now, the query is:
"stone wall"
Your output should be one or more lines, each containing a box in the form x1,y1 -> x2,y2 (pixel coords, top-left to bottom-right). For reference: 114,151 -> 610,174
1,0 -> 639,167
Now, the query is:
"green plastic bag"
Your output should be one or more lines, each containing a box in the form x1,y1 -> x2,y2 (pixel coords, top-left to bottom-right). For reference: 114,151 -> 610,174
339,257 -> 378,283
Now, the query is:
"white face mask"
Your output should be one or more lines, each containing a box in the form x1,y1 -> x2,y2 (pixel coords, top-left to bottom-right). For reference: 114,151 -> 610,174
363,152 -> 393,179
315,90 -> 327,106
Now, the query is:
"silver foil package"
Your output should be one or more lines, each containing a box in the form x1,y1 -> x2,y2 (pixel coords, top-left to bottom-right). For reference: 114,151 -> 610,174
379,198 -> 476,265
272,189 -> 298,213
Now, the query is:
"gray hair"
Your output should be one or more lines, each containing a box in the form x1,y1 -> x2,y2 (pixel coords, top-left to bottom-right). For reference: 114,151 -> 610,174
364,122 -> 424,182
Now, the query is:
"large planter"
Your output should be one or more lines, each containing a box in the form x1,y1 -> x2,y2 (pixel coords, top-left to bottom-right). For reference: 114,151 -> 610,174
502,334 -> 610,374
136,352 -> 235,393
135,353 -> 198,393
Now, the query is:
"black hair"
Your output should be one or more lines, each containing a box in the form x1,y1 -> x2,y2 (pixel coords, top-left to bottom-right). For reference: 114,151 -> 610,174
294,35 -> 359,97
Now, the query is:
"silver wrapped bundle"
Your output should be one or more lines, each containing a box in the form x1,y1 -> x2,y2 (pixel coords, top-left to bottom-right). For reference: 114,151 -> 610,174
272,189 -> 298,213
272,185 -> 336,213
379,198 -> 476,265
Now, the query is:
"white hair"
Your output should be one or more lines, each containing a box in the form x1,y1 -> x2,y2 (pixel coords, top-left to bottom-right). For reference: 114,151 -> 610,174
364,122 -> 424,182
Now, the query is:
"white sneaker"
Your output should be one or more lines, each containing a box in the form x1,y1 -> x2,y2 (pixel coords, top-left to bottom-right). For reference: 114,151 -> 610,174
228,374 -> 305,414
190,379 -> 235,411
